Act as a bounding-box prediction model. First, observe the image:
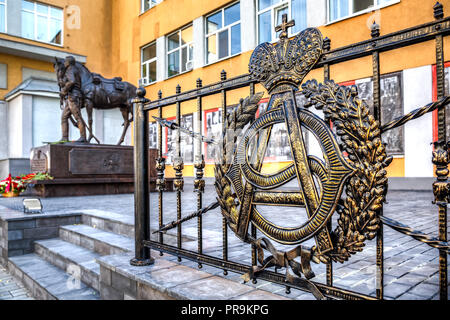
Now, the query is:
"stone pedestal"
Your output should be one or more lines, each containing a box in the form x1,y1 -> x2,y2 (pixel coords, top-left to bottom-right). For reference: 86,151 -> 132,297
28,144 -> 173,197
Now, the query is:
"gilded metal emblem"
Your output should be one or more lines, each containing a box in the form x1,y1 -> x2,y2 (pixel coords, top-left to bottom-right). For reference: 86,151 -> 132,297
214,15 -> 391,296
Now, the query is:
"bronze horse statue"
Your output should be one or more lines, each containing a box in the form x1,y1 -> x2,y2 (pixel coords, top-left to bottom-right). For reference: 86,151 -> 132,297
54,57 -> 137,145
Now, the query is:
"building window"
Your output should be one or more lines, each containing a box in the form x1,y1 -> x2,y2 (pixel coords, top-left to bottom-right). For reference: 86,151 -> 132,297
167,25 -> 193,78
21,0 -> 63,45
257,0 -> 306,44
0,0 -> 6,34
328,0 -> 397,22
141,0 -> 162,13
206,2 -> 241,64
141,42 -> 157,85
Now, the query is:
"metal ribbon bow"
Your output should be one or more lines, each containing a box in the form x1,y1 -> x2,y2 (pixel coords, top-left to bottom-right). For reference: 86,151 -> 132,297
242,237 -> 325,300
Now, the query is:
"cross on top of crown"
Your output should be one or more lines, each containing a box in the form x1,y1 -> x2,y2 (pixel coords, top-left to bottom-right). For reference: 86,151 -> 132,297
275,14 -> 295,40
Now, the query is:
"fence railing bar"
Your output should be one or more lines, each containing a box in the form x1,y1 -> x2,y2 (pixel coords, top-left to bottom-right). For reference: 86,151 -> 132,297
144,240 -> 377,301
195,78 -> 205,269
434,4 -> 448,300
322,37 -> 334,288
381,216 -> 450,253
370,21 -> 384,300
130,89 -> 153,266
157,90 -> 165,254
380,97 -> 450,133
174,85 -> 183,262
221,71 -> 229,275
316,17 -> 450,67
144,75 -> 253,111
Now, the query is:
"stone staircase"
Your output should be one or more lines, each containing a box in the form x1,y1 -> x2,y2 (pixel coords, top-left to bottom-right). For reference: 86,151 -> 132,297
6,210 -> 182,300
5,209 -> 309,300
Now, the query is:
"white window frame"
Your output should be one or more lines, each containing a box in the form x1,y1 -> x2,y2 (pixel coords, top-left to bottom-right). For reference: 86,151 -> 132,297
327,0 -> 400,24
141,0 -> 162,14
21,0 -> 64,46
0,0 -> 7,34
167,25 -> 194,79
141,42 -> 157,86
257,0 -> 306,44
205,1 -> 241,65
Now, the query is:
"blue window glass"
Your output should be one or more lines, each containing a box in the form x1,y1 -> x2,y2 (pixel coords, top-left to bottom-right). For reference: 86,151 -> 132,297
168,51 -> 180,77
0,2 -> 5,33
329,0 -> 350,21
224,2 -> 240,26
291,0 -> 307,34
231,24 -> 241,55
258,10 -> 271,44
259,0 -> 281,11
207,11 -> 222,34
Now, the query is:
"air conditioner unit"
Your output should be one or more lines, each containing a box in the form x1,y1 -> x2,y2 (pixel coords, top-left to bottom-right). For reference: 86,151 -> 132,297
185,61 -> 193,71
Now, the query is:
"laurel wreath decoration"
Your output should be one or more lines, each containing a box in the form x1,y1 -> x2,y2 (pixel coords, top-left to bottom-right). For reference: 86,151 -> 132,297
301,80 -> 393,263
214,92 -> 264,234
215,80 -> 392,269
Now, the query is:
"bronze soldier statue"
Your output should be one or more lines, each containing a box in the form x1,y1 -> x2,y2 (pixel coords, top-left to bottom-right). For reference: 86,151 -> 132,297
54,56 -> 137,145
60,56 -> 87,143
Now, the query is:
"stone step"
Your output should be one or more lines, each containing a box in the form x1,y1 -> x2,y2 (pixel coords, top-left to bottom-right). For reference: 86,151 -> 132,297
80,209 -> 134,238
7,254 -> 100,300
79,209 -> 193,246
34,239 -> 101,291
59,224 -> 134,255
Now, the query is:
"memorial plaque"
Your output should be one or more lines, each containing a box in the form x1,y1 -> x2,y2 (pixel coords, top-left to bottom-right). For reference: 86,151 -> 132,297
69,148 -> 134,175
31,150 -> 48,173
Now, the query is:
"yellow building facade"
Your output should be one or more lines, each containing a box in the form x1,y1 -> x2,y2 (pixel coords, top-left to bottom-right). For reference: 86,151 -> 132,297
0,0 -> 449,186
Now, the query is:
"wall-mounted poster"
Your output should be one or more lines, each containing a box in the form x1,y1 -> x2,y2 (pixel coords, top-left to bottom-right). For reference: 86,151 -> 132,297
149,122 -> 158,149
165,114 -> 194,165
445,65 -> 450,139
355,78 -> 374,113
204,109 -> 223,163
380,73 -> 404,155
340,73 -> 404,155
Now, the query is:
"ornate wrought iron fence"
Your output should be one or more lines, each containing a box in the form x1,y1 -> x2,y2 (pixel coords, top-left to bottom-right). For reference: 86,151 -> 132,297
131,2 -> 450,300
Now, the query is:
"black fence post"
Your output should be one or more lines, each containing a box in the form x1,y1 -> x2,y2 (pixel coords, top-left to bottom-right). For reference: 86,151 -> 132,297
131,87 -> 154,267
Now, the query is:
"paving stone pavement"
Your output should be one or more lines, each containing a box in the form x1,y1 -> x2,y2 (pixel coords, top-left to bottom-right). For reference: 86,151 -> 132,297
0,182 -> 448,300
0,265 -> 33,300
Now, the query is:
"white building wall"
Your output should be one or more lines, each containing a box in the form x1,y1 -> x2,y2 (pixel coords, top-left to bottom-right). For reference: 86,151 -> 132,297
69,108 -> 88,141
307,0 -> 326,27
156,36 -> 166,82
32,96 -> 61,147
241,0 -> 256,53
0,101 -> 7,159
8,95 -> 23,158
403,66 -> 434,177
22,67 -> 57,82
308,109 -> 325,160
21,95 -> 33,157
102,109 -> 131,146
94,109 -> 105,143
193,17 -> 205,69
